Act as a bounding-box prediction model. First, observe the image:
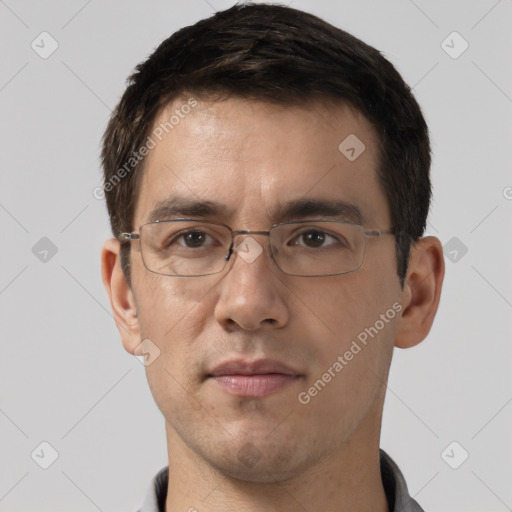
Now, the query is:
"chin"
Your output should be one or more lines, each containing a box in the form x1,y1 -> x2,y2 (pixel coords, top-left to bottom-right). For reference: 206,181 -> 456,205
214,459 -> 304,484
204,440 -> 317,484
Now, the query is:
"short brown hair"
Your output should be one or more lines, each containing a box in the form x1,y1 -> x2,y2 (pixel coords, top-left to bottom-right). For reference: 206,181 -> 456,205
101,3 -> 431,288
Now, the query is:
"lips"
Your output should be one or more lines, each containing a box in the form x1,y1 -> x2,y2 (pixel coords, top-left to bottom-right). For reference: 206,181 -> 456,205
209,359 -> 299,377
207,359 -> 303,398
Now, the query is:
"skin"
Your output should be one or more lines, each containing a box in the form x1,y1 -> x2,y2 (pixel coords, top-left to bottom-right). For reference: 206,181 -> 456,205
102,96 -> 444,512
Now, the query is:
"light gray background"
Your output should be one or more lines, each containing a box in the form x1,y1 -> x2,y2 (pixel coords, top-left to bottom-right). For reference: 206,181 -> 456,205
1,0 -> 511,510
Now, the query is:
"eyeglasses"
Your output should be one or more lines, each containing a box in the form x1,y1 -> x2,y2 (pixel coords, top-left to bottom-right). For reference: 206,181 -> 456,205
118,218 -> 397,277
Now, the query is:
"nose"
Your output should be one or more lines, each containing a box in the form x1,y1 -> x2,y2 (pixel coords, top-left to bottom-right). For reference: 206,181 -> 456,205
223,229 -> 272,264
213,233 -> 290,331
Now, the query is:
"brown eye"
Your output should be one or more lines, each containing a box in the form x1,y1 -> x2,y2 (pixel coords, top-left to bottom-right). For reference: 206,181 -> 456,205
178,231 -> 210,248
291,229 -> 341,249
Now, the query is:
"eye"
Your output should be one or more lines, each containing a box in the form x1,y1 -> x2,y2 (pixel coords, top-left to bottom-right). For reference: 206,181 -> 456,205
172,230 -> 216,249
291,229 -> 342,249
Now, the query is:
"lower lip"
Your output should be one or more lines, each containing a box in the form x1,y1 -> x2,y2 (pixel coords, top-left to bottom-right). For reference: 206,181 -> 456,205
209,374 -> 299,397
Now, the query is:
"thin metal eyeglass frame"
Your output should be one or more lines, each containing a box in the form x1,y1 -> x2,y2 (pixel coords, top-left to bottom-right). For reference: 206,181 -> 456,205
117,218 -> 397,277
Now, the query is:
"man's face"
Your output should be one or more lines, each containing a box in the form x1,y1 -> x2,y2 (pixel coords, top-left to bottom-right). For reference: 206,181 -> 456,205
130,97 -> 402,481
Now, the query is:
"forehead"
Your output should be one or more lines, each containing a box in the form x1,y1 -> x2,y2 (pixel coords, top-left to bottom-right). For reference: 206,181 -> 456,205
133,96 -> 390,229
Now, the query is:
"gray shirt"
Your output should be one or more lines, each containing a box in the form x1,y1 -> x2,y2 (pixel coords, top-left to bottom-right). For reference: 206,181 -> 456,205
137,448 -> 425,512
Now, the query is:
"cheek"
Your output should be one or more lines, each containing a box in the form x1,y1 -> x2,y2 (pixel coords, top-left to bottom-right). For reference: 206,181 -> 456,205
293,255 -> 400,388
132,257 -> 220,340
131,277 -> 206,403
294,292 -> 398,440
136,274 -> 215,417
132,264 -> 227,382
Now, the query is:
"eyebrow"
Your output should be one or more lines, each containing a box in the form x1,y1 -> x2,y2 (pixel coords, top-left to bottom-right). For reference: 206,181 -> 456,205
146,195 -> 366,226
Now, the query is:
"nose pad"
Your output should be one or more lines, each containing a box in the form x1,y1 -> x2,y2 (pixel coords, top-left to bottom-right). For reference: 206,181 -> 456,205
225,242 -> 234,262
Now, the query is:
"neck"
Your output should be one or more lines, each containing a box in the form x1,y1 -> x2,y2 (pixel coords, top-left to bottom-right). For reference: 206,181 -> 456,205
163,397 -> 390,512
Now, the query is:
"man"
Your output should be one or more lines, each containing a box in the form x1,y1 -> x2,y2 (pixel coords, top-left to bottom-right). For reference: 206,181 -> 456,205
100,3 -> 444,511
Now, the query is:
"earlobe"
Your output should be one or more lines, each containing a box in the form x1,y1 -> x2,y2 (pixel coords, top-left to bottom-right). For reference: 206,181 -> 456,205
394,236 -> 445,349
101,238 -> 141,354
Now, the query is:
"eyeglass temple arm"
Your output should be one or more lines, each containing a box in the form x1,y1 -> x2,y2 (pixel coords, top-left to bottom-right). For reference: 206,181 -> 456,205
118,233 -> 140,241
365,229 -> 411,240
364,228 -> 392,236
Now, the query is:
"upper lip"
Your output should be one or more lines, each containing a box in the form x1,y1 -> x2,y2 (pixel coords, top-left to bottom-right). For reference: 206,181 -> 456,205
208,358 -> 300,377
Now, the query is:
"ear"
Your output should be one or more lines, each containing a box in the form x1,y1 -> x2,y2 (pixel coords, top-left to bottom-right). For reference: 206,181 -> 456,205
101,238 -> 141,355
394,236 -> 445,349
